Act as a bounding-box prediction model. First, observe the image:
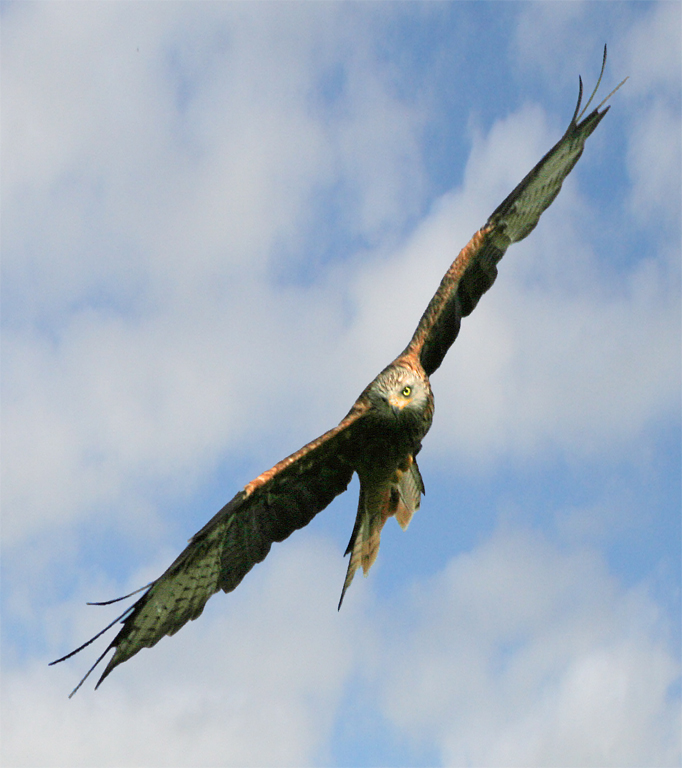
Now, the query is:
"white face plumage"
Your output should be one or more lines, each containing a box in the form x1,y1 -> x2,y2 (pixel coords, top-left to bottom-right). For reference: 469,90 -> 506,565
371,366 -> 431,418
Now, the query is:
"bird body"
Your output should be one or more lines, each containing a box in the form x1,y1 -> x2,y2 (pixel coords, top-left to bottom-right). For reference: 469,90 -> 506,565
52,48 -> 626,696
339,360 -> 433,606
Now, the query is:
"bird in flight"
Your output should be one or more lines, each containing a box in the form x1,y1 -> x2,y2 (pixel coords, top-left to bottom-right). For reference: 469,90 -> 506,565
52,48 -> 625,696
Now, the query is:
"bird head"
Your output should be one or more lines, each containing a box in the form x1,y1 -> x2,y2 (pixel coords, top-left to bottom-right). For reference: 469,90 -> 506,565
368,364 -> 433,428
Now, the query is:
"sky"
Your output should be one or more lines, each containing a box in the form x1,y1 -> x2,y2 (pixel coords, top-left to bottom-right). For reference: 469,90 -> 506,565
1,2 -> 680,766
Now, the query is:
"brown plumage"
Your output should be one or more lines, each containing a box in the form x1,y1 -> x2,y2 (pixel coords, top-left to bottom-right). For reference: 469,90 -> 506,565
51,48 -> 625,696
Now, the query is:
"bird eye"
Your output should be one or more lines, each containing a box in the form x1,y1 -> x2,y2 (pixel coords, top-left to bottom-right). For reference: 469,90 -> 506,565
402,386 -> 412,397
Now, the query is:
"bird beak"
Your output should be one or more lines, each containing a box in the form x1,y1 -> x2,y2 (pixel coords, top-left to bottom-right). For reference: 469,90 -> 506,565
387,394 -> 408,412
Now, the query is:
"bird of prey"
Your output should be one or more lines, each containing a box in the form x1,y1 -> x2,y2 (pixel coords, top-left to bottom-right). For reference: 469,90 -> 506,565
52,49 -> 625,696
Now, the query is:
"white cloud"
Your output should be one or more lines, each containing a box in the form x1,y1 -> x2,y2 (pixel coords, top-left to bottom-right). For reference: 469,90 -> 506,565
379,527 -> 681,767
434,245 -> 680,462
1,3 -> 427,544
622,1 -> 681,98
1,5 -> 678,767
3,528 -> 678,767
2,536 -> 360,768
620,2 -> 682,228
626,95 -> 681,227
4,1 -> 678,544
345,101 -> 679,466
513,1 -> 608,87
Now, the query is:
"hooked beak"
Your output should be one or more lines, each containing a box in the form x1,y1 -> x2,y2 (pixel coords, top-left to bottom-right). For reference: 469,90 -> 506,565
387,394 -> 409,413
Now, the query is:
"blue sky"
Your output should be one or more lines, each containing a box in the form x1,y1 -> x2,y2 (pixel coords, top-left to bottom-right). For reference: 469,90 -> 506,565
1,3 -> 680,766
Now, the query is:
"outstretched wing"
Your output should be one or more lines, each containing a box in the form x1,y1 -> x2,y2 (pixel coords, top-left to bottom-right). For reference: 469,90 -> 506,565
405,47 -> 625,377
51,402 -> 369,695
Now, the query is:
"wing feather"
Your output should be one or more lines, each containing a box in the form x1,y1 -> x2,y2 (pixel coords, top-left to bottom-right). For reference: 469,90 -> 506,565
405,49 -> 623,377
53,405 -> 368,693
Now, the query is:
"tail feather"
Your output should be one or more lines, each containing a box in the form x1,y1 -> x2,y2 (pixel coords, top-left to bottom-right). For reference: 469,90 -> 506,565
393,460 -> 424,531
338,459 -> 425,609
338,487 -> 386,609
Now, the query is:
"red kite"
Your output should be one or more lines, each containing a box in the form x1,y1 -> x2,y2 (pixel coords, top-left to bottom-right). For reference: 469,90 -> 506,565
52,49 -> 625,696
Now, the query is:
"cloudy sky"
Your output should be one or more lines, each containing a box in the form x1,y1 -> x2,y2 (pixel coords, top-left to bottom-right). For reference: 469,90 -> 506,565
1,3 -> 680,766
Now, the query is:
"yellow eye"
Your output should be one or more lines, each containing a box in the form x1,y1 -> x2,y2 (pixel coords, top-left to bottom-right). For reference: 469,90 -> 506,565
401,385 -> 412,397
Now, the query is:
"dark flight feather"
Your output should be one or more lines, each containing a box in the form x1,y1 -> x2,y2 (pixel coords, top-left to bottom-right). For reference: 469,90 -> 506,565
52,406 -> 367,695
51,49 -> 624,695
407,46 -> 626,377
